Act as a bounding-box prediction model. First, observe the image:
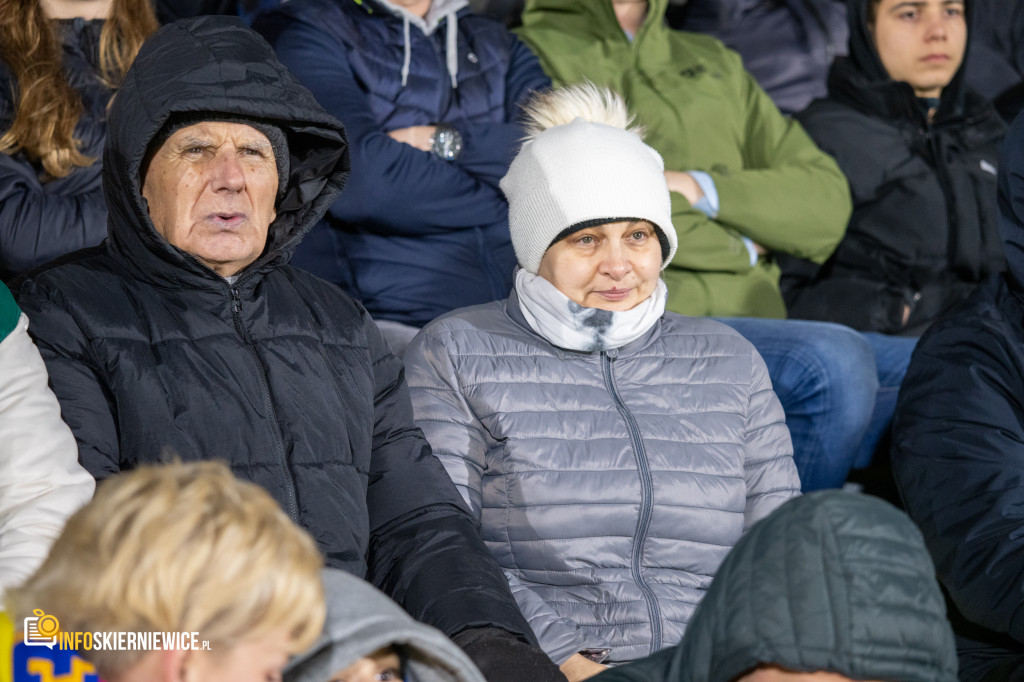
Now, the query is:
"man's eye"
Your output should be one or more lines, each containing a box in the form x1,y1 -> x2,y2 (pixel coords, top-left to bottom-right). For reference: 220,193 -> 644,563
377,670 -> 400,681
577,235 -> 595,245
631,231 -> 647,241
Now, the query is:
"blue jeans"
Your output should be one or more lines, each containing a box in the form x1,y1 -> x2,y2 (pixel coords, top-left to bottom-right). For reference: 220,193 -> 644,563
856,332 -> 918,468
716,318 -> 913,490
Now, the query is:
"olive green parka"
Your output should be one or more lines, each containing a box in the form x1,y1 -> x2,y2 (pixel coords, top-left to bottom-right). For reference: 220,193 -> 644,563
518,0 -> 852,318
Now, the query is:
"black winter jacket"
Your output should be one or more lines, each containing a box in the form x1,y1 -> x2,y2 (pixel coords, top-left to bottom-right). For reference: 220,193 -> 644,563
591,492 -> 958,682
783,0 -> 1006,335
891,112 -> 1024,680
14,17 -> 534,642
0,19 -> 110,281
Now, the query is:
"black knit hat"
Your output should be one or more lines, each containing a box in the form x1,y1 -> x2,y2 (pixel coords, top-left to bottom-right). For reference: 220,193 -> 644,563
143,112 -> 290,199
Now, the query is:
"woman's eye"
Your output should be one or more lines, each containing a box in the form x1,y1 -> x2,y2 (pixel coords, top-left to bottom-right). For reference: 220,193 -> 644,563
377,670 -> 399,681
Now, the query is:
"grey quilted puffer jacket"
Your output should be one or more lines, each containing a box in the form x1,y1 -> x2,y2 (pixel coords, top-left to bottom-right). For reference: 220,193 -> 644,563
405,293 -> 800,664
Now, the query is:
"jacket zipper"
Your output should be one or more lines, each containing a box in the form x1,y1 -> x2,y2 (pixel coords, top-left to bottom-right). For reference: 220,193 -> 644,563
230,287 -> 300,522
601,350 -> 663,653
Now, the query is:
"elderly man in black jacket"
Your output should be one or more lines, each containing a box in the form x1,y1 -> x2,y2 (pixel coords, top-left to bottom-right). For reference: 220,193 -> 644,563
14,17 -> 562,682
891,112 -> 1024,680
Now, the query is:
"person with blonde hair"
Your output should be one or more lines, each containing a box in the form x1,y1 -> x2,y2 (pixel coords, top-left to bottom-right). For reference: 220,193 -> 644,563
0,0 -> 157,280
8,459 -> 326,682
406,82 -> 800,680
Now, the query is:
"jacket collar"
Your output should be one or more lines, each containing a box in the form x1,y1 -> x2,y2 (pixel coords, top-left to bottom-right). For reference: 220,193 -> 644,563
504,288 -> 664,358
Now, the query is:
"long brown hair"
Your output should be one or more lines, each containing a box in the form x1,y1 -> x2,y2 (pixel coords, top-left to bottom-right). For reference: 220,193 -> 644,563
0,0 -> 157,179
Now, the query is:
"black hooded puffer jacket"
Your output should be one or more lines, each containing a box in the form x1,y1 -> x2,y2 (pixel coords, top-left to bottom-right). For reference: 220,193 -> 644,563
783,0 -> 1006,335
891,112 -> 1024,681
14,16 -> 533,641
591,491 -> 958,682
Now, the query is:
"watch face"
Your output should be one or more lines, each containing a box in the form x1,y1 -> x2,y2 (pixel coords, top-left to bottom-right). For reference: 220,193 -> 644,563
433,125 -> 463,161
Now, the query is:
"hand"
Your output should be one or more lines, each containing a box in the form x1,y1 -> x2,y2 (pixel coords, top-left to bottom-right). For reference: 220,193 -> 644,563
664,170 -> 705,206
753,242 -> 769,257
452,627 -> 567,682
387,125 -> 436,152
559,653 -> 607,682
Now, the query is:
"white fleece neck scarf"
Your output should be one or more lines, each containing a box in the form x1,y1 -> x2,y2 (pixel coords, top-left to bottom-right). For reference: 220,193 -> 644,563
515,269 -> 666,352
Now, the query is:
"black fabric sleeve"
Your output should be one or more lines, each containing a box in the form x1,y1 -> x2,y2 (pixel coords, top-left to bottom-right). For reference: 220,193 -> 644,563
360,313 -> 536,642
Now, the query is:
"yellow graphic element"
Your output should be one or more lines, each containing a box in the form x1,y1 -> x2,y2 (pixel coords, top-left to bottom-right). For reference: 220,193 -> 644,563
33,613 -> 59,639
1,611 -> 13,682
24,610 -> 60,649
26,657 -> 93,682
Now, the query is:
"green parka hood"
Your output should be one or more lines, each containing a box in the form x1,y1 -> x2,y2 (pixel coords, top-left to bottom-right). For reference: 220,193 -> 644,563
595,492 -> 958,682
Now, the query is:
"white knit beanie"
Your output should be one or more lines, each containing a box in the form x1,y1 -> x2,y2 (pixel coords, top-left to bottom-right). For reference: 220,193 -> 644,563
500,90 -> 677,275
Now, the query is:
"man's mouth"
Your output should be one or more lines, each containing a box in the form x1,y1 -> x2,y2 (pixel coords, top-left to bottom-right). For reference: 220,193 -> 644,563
209,213 -> 245,228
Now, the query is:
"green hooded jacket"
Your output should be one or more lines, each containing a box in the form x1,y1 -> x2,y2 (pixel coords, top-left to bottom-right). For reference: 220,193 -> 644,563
517,0 -> 852,318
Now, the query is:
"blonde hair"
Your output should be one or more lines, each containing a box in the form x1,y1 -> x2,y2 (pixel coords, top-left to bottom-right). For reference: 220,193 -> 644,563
8,461 -> 325,679
0,0 -> 158,179
521,81 -> 645,142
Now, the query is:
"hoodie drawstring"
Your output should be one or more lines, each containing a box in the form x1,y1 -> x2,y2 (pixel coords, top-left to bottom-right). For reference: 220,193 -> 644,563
401,14 -> 412,87
446,9 -> 459,89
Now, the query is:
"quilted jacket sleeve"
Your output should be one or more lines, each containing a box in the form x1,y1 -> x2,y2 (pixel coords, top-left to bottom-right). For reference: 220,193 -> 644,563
263,10 -> 514,236
15,276 -> 121,481
0,301 -> 94,598
0,150 -> 107,278
448,35 -> 550,188
705,66 -> 850,264
742,343 -> 800,528
405,327 -> 585,663
362,315 -> 536,643
892,309 -> 1024,644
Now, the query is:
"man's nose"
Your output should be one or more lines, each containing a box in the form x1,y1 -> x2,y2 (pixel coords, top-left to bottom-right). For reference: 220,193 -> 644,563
211,150 -> 246,191
923,9 -> 949,41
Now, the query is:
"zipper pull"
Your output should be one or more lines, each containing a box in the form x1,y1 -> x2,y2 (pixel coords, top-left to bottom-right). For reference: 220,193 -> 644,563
230,288 -> 241,314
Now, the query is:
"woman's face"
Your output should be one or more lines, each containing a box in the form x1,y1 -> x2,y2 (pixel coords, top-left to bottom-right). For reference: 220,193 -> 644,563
536,220 -> 663,312
871,0 -> 966,98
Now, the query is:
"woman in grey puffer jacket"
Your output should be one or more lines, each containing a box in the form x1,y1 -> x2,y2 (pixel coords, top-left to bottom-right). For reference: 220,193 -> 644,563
405,83 -> 801,678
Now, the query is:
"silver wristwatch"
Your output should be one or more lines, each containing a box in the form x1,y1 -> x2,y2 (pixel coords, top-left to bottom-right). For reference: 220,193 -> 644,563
429,124 -> 463,161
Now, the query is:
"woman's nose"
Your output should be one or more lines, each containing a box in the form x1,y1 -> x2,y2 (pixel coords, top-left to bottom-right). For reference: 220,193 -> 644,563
598,244 -> 632,278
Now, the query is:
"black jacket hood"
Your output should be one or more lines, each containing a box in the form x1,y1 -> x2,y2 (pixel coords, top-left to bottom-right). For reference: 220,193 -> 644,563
628,492 -> 958,682
831,0 -> 976,122
103,16 -> 350,289
999,112 -> 1024,290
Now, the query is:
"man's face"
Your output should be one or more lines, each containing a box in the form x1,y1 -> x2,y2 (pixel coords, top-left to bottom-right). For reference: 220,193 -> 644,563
737,666 -> 884,682
871,0 -> 967,98
142,121 -> 279,278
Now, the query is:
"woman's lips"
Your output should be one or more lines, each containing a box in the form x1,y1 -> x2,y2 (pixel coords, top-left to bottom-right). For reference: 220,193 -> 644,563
921,53 -> 951,63
595,288 -> 632,301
